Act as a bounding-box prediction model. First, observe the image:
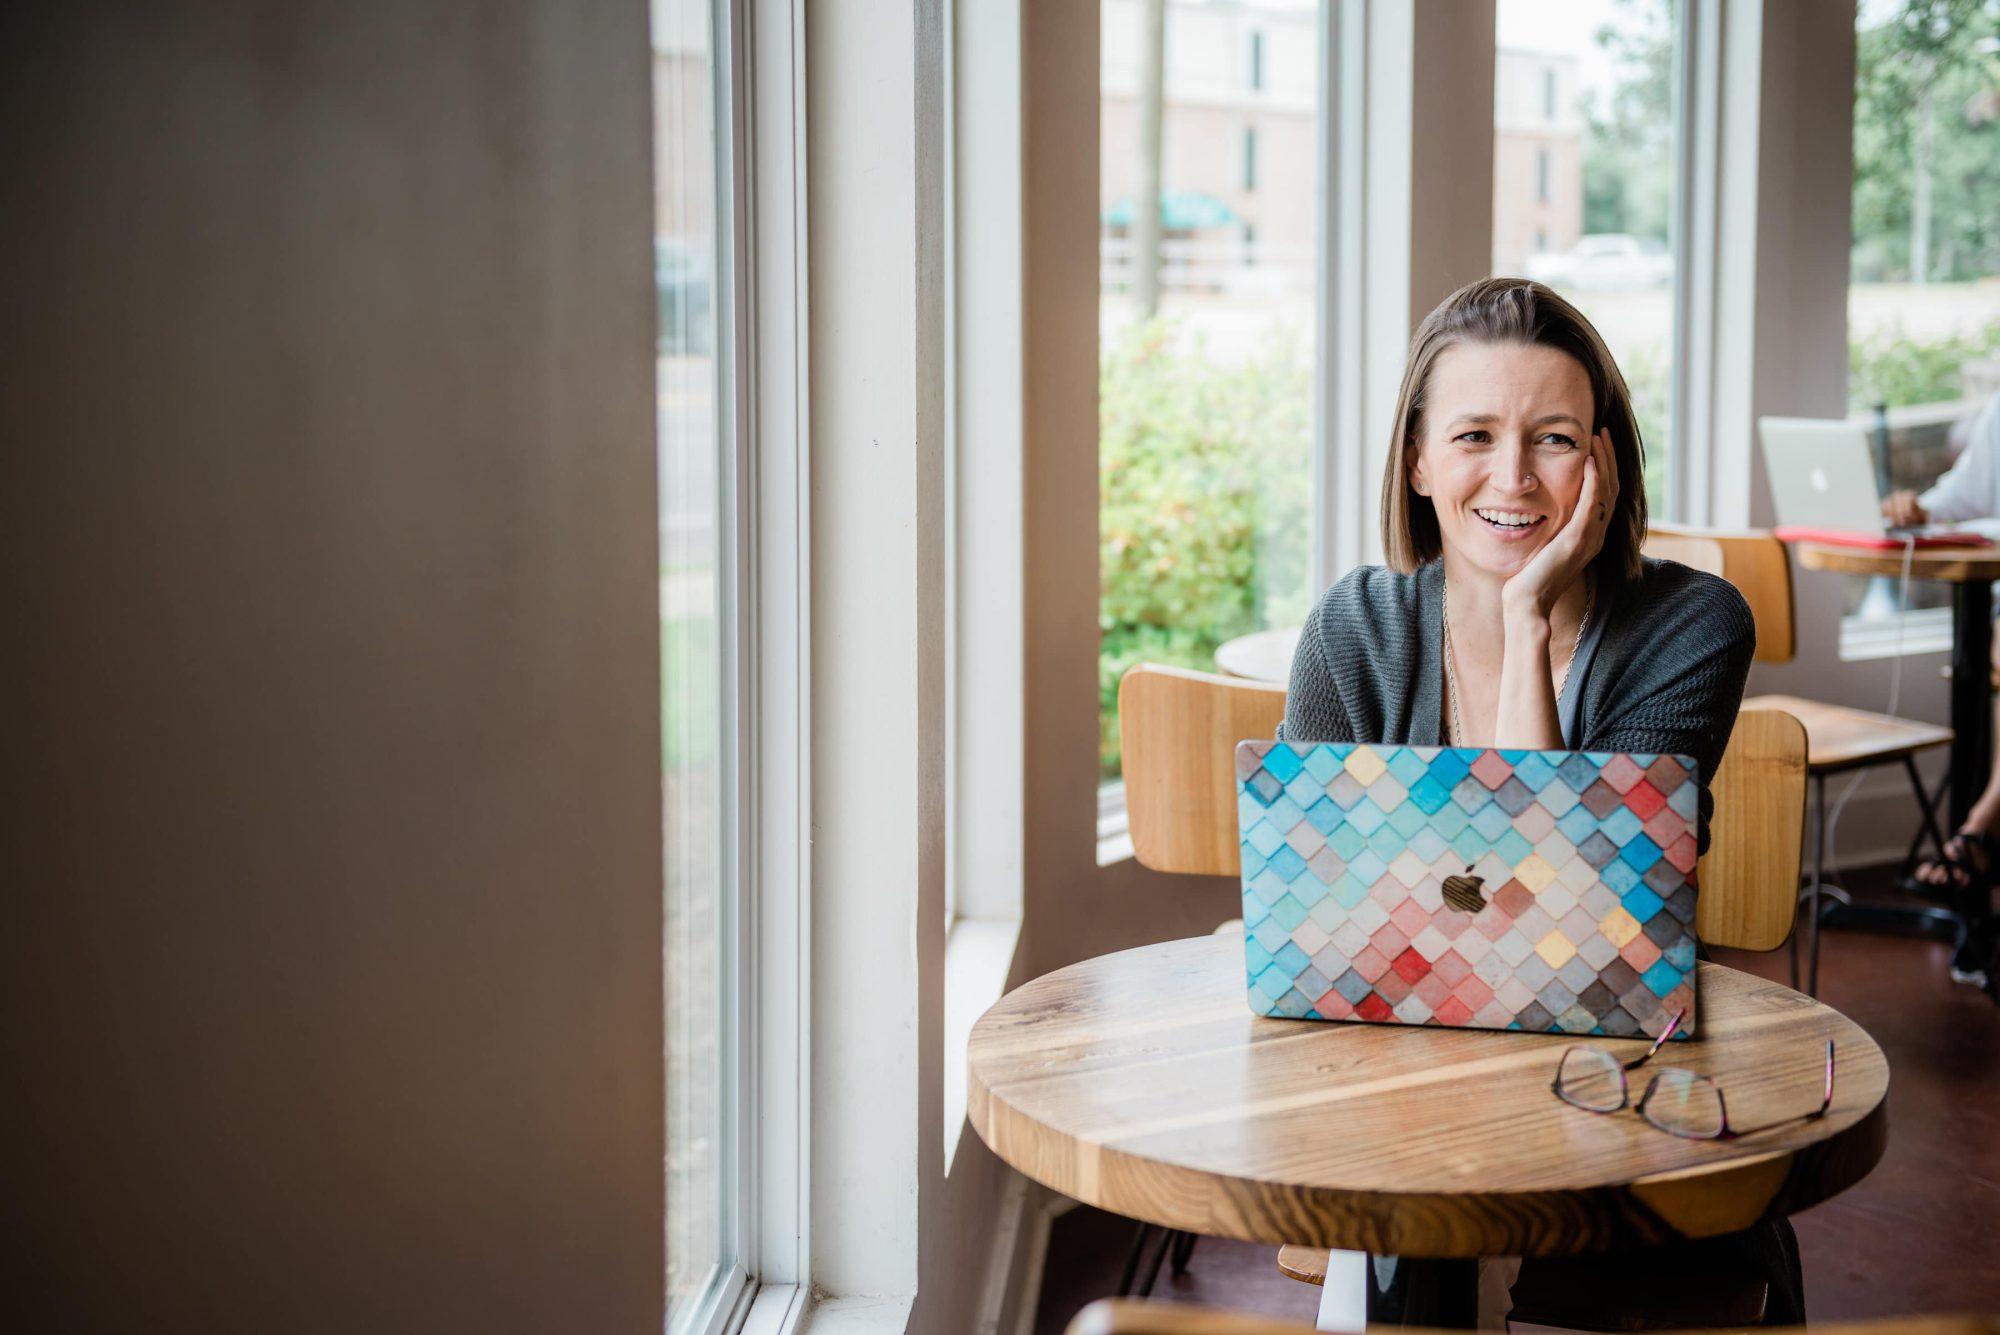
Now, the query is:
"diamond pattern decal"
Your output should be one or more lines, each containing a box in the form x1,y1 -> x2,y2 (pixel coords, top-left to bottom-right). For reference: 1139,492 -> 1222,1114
1238,742 -> 1698,1038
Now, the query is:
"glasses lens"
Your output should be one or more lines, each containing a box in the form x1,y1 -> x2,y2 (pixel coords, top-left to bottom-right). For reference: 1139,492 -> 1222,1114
1555,1047 -> 1625,1112
1641,1068 -> 1726,1139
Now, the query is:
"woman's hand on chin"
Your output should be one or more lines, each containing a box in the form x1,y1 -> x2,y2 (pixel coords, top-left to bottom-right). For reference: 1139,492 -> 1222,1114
1503,428 -> 1617,623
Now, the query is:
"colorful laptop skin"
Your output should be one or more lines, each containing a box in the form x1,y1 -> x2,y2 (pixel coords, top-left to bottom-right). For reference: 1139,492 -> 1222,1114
1237,742 -> 1699,1038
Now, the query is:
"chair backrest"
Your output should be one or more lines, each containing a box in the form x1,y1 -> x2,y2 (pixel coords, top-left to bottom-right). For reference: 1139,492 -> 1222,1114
1644,523 -> 1796,663
1066,1297 -> 2000,1335
1697,707 -> 1808,951
1118,662 -> 1286,876
1121,661 -> 1802,951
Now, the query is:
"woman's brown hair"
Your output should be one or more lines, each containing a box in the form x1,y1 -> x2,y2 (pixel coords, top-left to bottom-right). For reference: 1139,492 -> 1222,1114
1379,277 -> 1649,581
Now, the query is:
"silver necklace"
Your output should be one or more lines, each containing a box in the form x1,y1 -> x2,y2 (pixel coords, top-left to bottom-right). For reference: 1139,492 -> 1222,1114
1442,573 -> 1595,746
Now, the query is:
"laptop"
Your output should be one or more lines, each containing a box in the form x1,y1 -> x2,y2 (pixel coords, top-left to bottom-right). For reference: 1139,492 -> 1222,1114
1236,741 -> 1698,1038
1758,415 -> 1988,549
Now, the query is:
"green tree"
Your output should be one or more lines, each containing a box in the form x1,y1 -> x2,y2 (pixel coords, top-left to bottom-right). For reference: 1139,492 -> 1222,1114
1853,0 -> 2000,282
1581,0 -> 1676,241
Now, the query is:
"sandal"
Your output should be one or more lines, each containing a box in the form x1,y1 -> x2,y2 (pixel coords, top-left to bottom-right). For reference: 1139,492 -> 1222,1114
1907,829 -> 2000,897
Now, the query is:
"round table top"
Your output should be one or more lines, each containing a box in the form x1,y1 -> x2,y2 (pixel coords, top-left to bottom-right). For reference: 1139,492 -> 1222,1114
1215,626 -> 1300,685
967,935 -> 1888,1259
1793,540 -> 2000,582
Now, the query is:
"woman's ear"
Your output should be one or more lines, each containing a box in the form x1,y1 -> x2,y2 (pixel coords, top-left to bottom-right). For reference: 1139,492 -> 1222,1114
1407,445 -> 1429,498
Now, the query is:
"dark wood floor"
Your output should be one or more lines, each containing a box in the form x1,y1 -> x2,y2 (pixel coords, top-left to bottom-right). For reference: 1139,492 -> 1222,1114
1032,885 -> 2000,1333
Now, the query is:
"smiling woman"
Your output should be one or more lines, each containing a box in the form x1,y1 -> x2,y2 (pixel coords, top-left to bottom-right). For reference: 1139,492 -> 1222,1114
1279,278 -> 1756,854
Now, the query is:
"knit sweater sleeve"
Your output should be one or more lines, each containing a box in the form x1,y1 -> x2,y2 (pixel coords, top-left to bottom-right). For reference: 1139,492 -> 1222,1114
1583,571 -> 1757,854
1276,584 -> 1355,744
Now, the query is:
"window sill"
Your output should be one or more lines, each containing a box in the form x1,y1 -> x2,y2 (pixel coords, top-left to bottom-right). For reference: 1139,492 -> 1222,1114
1838,607 -> 1954,662
942,916 -> 1021,1170
796,1294 -> 915,1335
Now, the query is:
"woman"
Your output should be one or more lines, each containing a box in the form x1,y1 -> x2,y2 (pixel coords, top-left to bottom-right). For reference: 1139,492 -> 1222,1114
1279,276 -> 1782,1322
1281,277 -> 1756,854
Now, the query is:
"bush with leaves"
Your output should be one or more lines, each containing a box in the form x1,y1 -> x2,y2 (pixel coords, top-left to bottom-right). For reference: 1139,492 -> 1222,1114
1850,318 -> 2000,411
1099,320 -> 1312,778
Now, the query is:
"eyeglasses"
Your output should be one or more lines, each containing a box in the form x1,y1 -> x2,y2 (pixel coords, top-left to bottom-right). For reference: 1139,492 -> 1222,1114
1550,1009 -> 1836,1141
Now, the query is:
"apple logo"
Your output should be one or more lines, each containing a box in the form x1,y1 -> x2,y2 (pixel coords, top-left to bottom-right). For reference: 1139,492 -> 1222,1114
1442,864 -> 1487,914
1810,466 -> 1830,493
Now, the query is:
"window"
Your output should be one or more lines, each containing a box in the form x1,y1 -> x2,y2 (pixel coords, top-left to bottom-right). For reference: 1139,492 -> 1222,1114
658,0 -> 736,1330
1494,0 -> 1685,514
1842,0 -> 2000,642
1099,0 -> 1320,790
1249,29 -> 1266,92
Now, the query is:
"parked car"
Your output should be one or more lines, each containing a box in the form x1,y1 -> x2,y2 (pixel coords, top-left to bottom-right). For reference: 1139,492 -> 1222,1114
1523,233 -> 1672,291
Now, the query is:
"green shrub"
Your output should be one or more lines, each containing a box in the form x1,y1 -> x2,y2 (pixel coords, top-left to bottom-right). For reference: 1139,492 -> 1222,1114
1099,320 -> 1312,778
1850,318 -> 2000,411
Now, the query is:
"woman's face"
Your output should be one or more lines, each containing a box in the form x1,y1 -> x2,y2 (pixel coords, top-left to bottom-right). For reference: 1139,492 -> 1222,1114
1408,340 -> 1597,582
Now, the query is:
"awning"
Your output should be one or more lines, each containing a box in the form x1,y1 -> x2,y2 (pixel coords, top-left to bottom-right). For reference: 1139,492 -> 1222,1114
1101,190 -> 1241,231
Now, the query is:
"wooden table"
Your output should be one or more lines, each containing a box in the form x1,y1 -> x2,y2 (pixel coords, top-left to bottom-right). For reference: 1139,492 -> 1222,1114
1792,541 -> 2000,983
969,935 -> 1887,1328
1215,626 -> 1299,684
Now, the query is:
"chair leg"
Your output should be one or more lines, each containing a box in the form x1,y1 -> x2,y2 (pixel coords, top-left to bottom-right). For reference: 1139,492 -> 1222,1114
1134,1226 -> 1175,1297
1314,1249 -> 1370,1333
1809,772 -> 1826,997
1170,1229 -> 1197,1275
1116,1223 -> 1154,1297
1900,756 -> 1951,880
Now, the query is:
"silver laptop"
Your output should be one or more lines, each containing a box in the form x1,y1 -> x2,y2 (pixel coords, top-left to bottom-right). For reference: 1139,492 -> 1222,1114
1757,416 -> 1904,537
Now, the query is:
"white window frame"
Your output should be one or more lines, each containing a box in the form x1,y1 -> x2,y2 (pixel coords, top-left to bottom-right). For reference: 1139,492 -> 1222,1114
681,1 -> 811,1333
943,0 -> 1024,1160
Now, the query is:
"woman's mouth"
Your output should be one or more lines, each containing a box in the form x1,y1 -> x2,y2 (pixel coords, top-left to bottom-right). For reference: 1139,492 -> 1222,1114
1473,507 -> 1547,537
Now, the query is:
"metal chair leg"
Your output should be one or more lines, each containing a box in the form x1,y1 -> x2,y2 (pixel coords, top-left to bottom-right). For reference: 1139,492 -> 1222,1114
1899,756 -> 1950,880
1808,772 -> 1826,997
1134,1226 -> 1175,1297
1170,1229 -> 1197,1275
1116,1223 -> 1155,1296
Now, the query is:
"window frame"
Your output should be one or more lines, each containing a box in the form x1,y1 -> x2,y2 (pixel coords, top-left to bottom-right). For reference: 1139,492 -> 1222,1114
671,0 -> 812,1333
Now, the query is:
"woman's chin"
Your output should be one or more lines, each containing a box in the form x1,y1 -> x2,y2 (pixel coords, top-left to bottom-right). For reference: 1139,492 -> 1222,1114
1444,533 -> 1547,582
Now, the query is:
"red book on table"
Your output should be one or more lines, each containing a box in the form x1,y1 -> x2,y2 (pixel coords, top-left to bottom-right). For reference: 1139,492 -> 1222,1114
1773,525 -> 1993,550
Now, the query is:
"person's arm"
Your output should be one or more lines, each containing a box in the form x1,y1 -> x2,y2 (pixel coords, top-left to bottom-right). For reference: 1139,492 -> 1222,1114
1583,580 -> 1757,855
1917,395 -> 2000,523
1279,594 -> 1354,744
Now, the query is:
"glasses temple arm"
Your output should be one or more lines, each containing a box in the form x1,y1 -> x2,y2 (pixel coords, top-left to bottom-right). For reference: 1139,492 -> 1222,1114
1623,1007 -> 1686,1070
1724,1041 -> 1839,1137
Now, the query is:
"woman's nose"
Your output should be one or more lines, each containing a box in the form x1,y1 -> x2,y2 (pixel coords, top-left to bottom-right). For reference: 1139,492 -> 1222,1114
1490,442 -> 1537,496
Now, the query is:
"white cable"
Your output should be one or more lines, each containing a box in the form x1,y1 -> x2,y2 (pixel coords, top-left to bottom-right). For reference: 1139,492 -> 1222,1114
1819,534 -> 1918,885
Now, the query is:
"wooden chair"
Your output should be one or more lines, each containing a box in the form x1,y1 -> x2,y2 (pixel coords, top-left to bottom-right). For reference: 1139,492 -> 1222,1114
1644,524 -> 1956,994
1117,664 -> 1809,1329
1065,1297 -> 2000,1335
1108,663 -> 1287,1292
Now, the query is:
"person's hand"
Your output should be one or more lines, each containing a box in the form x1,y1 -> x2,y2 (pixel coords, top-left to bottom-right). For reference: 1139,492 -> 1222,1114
1503,429 -> 1617,623
1882,490 -> 1928,528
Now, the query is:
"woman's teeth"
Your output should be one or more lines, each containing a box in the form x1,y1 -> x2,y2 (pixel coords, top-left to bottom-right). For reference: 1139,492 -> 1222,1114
1475,508 -> 1544,529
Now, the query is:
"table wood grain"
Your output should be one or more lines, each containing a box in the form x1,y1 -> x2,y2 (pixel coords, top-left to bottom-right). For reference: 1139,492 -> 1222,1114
1792,541 -> 2000,583
968,935 -> 1888,1259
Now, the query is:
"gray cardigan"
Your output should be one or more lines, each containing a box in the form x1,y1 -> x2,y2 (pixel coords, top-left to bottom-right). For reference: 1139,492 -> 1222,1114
1278,558 -> 1757,852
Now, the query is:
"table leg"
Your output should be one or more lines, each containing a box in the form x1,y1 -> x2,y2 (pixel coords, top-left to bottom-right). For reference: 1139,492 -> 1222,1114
1949,579 -> 1995,983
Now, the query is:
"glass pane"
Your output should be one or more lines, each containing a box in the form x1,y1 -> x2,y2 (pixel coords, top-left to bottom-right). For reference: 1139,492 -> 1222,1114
1845,0 -> 2000,620
656,0 -> 733,1327
1493,0 -> 1682,514
1099,0 -> 1321,781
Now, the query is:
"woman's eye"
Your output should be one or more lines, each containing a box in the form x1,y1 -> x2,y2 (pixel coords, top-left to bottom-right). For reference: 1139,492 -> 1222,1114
1537,433 -> 1578,449
1454,431 -> 1490,445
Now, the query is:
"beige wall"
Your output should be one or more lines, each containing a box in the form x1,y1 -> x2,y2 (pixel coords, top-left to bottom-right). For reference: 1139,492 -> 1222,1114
0,4 -> 663,1331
